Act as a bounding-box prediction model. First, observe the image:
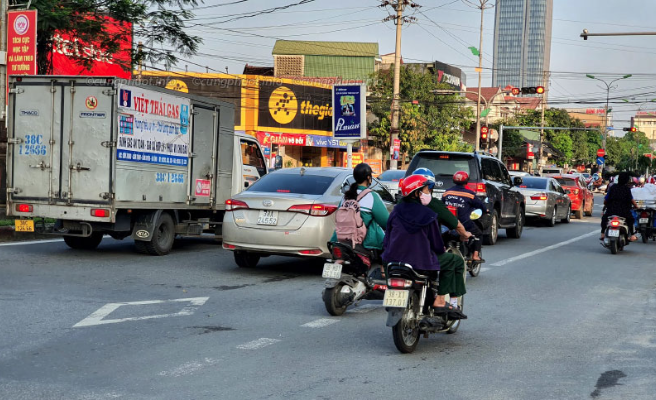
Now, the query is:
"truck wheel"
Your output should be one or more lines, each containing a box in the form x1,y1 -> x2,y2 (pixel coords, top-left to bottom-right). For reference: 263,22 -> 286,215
483,210 -> 499,245
234,251 -> 260,268
143,213 -> 175,256
63,232 -> 103,250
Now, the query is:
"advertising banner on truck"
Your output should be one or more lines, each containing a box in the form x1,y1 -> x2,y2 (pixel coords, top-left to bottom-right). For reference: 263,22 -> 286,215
116,84 -> 191,166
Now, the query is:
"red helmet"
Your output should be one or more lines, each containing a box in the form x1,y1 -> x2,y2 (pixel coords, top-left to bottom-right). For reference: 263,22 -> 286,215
400,174 -> 434,197
453,171 -> 470,184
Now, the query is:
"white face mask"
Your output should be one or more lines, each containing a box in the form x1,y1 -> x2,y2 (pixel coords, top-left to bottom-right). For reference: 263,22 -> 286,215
420,192 -> 432,206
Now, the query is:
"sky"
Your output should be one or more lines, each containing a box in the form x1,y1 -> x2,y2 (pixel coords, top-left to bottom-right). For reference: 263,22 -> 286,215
166,0 -> 656,128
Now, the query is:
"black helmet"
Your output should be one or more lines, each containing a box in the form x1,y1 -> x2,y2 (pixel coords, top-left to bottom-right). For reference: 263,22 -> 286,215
353,163 -> 373,183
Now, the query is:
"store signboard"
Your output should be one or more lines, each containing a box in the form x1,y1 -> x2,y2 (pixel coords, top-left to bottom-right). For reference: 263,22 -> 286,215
7,10 -> 37,104
258,81 -> 333,133
256,132 -> 359,149
332,84 -> 366,139
342,152 -> 364,167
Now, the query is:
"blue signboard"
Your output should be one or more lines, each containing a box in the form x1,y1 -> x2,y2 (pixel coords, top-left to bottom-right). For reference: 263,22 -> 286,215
596,156 -> 605,165
306,135 -> 360,149
332,84 -> 366,139
263,147 -> 271,156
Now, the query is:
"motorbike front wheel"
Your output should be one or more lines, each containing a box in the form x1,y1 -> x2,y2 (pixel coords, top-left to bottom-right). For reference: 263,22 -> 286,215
392,292 -> 420,354
323,284 -> 349,316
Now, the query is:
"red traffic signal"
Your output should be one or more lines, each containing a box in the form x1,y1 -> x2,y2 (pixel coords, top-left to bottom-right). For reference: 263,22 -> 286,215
623,126 -> 637,132
511,87 -> 520,96
520,86 -> 546,95
536,86 -> 545,95
480,126 -> 489,140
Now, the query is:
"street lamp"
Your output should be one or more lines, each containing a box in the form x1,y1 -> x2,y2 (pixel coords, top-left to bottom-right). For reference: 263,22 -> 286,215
586,74 -> 632,150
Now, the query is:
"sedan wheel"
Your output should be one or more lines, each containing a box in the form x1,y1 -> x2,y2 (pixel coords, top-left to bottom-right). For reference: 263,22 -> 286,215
547,207 -> 556,227
561,205 -> 571,223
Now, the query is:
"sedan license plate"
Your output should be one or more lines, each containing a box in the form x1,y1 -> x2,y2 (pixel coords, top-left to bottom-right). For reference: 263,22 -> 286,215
257,210 -> 278,225
640,218 -> 649,224
383,289 -> 409,308
608,229 -> 620,237
322,263 -> 342,279
15,220 -> 34,232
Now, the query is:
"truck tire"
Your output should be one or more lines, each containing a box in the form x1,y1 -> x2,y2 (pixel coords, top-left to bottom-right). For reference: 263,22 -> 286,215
234,251 -> 260,268
63,232 -> 103,250
143,213 -> 175,256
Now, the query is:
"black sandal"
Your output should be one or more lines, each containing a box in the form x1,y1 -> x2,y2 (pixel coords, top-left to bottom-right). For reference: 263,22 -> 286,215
432,303 -> 468,319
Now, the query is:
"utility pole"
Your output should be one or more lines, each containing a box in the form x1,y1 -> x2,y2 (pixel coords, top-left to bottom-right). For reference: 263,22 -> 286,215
381,0 -> 418,170
539,71 -> 549,165
586,74 -> 632,151
462,0 -> 494,152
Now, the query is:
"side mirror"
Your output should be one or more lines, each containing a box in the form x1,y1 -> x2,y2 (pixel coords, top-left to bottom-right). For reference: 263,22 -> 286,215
512,176 -> 523,186
470,209 -> 483,220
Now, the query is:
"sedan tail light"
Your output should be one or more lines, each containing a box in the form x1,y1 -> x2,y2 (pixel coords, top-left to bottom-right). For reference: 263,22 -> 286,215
571,188 -> 580,195
287,204 -> 338,216
225,199 -> 249,211
530,193 -> 548,201
299,249 -> 322,255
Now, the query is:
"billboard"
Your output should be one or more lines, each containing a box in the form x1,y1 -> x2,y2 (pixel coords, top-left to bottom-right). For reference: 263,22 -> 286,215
257,81 -> 333,133
434,61 -> 466,91
116,85 -> 190,167
50,15 -> 132,79
332,84 -> 366,139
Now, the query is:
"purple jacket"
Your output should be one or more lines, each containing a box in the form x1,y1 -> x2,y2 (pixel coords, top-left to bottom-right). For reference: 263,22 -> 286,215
381,200 -> 445,271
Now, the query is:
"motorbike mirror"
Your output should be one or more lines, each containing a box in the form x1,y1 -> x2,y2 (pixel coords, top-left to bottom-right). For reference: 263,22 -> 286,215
470,209 -> 483,220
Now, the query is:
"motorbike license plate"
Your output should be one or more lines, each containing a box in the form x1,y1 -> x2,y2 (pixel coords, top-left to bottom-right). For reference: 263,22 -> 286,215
14,220 -> 34,232
640,218 -> 649,224
608,229 -> 620,237
322,263 -> 342,279
383,289 -> 409,308
257,210 -> 278,225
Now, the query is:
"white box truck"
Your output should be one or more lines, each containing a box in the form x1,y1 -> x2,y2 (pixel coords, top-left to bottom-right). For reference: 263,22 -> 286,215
6,76 -> 268,255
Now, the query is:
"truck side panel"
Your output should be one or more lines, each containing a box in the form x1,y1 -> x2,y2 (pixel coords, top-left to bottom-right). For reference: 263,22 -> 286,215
216,104 -> 235,208
189,105 -> 218,206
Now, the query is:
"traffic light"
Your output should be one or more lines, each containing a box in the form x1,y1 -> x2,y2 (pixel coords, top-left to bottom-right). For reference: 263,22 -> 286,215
480,126 -> 489,147
520,86 -> 545,95
511,87 -> 520,96
623,126 -> 637,132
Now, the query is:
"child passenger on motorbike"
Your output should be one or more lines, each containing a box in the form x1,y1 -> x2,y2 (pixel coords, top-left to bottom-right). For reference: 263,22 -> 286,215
382,174 -> 467,319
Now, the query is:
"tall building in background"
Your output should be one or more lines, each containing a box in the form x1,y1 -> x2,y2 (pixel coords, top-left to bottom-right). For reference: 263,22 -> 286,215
492,0 -> 553,89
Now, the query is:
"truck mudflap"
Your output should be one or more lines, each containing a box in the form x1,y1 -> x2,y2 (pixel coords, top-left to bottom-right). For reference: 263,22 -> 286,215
130,210 -> 162,242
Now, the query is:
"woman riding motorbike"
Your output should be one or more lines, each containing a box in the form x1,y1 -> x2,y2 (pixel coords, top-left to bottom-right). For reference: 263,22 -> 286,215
601,171 -> 638,242
382,174 -> 467,319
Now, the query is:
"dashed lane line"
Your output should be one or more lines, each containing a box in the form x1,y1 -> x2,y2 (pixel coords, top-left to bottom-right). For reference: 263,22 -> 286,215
236,338 -> 281,350
490,230 -> 598,267
301,318 -> 339,328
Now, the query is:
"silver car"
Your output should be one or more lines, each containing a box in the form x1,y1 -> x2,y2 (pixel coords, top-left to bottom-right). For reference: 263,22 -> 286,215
377,169 -> 406,197
222,167 -> 396,268
517,177 -> 572,226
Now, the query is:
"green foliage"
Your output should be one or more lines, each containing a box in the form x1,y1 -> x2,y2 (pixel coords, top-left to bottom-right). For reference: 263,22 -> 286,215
606,131 -> 653,172
32,0 -> 202,74
368,67 -> 474,157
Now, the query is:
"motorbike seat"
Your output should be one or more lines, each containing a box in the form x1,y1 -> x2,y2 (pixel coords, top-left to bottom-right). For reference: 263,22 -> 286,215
386,262 -> 429,280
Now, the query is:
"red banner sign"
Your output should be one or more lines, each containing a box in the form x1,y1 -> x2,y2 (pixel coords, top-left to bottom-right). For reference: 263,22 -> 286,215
50,16 -> 132,79
7,11 -> 37,76
257,132 -> 307,147
342,152 -> 364,167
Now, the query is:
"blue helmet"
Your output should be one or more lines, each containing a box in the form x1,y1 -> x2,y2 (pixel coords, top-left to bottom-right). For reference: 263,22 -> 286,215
413,167 -> 435,182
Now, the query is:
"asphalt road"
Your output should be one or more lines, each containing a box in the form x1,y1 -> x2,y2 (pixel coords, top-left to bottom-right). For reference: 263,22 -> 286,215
1,195 -> 655,400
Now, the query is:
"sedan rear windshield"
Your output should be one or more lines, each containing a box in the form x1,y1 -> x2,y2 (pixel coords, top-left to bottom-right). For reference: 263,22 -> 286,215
246,172 -> 336,195
378,170 -> 406,181
406,154 -> 479,180
555,178 -> 576,187
519,178 -> 547,189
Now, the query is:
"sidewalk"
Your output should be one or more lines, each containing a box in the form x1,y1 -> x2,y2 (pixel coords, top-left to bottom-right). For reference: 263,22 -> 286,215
0,206 -> 54,242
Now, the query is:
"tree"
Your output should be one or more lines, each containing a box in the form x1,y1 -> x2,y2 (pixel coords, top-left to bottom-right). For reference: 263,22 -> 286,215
33,0 -> 202,74
368,67 -> 474,163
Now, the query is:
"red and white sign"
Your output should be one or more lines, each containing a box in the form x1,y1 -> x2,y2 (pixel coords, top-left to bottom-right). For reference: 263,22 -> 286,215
195,179 -> 211,197
586,109 -> 606,115
50,15 -> 132,79
597,149 -> 605,157
7,10 -> 37,103
343,152 -> 364,167
527,144 -> 534,160
257,132 -> 307,147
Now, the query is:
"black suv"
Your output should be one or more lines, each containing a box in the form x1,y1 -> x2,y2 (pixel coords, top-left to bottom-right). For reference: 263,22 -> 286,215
405,151 -> 525,245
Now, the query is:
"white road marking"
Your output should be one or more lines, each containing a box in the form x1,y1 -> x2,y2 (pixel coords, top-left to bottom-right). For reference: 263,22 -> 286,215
479,267 -> 491,272
346,303 -> 382,314
490,230 -> 598,267
0,239 -> 63,247
236,338 -> 280,350
73,297 -> 209,328
158,358 -> 220,377
301,318 -> 339,328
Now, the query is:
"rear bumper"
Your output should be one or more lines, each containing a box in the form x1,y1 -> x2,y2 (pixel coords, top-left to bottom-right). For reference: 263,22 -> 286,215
525,202 -> 548,218
7,202 -> 114,223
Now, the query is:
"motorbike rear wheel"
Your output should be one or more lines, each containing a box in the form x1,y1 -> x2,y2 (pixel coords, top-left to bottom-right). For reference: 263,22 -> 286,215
323,284 -> 349,316
609,238 -> 618,254
641,228 -> 649,243
446,295 -> 464,334
392,293 -> 420,354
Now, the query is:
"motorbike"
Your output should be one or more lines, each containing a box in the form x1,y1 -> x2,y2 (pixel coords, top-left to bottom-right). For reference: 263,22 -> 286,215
635,200 -> 656,243
442,209 -> 485,277
321,241 -> 386,316
602,215 -> 631,254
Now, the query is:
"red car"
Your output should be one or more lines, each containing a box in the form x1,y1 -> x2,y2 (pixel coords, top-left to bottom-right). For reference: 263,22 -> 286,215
553,174 -> 594,219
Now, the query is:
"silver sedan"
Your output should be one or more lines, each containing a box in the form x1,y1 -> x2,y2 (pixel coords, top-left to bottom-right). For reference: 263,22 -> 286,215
377,169 -> 406,197
222,167 -> 396,268
517,177 -> 572,226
